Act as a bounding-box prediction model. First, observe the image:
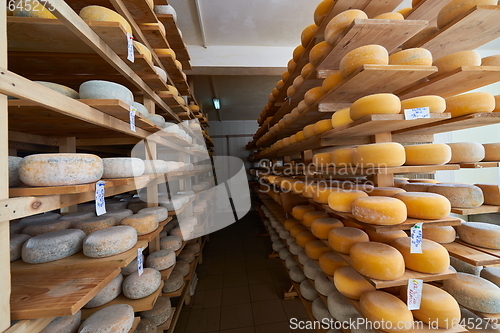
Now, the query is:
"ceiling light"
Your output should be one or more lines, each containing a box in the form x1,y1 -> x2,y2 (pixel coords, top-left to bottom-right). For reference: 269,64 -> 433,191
212,98 -> 221,110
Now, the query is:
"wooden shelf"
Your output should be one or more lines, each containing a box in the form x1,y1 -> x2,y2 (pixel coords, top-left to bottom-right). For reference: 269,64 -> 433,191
156,54 -> 190,95
405,0 -> 449,22
140,23 -> 170,49
175,242 -> 188,257
451,205 -> 500,215
466,307 -> 500,322
80,282 -> 164,319
129,317 -> 141,333
459,162 -> 500,169
453,239 -> 500,261
443,242 -> 500,266
156,14 -> 191,70
397,66 -> 500,100
11,267 -> 121,320
138,217 -> 172,242
157,92 -> 189,113
157,307 -> 176,330
121,0 -> 157,24
160,263 -> 176,280
157,131 -> 193,147
162,282 -> 185,298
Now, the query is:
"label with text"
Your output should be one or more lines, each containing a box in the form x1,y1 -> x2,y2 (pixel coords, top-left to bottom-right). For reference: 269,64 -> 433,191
127,33 -> 135,62
137,247 -> 144,276
407,279 -> 423,310
95,181 -> 106,216
129,106 -> 136,132
410,223 -> 423,254
404,107 -> 430,120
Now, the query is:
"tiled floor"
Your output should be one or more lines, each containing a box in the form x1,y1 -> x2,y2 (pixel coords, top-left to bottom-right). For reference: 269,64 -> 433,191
174,213 -> 314,333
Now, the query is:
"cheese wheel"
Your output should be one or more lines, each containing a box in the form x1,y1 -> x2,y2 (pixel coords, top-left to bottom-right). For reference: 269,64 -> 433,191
10,234 -> 30,261
433,50 -> 481,75
331,147 -> 355,166
282,71 -> 290,82
301,63 -> 315,79
313,153 -> 332,168
304,86 -> 324,106
297,100 -> 309,112
79,304 -> 134,332
408,179 -> 439,184
481,267 -> 500,287
339,45 -> 389,78
123,268 -> 162,299
13,0 -> 56,18
327,189 -> 368,212
319,251 -> 348,276
401,95 -> 447,114
314,0 -> 335,25
422,225 -> 456,244
334,266 -> 376,300
121,214 -> 158,236
366,229 -> 407,244
22,229 -> 86,264
160,235 -> 182,251
302,211 -> 329,227
322,72 -> 343,94
457,222 -> 500,249
448,142 -> 485,163
483,143 -> 500,161
444,273 -> 500,313
312,297 -> 333,322
331,108 -> 353,128
314,187 -> 339,204
428,183 -> 484,208
437,0 -> 498,29
403,182 -> 432,192
73,216 -> 118,235
79,5 -> 132,33
373,12 -> 405,20
360,291 -> 414,332
153,5 -> 177,20
350,93 -> 401,121
368,187 -> 406,197
85,274 -> 123,308
102,158 -> 145,178
35,81 -> 80,99
146,249 -> 175,270
304,260 -> 323,280
40,312 -> 81,333
393,192 -> 451,219
292,205 -> 315,220
287,59 -> 296,73
8,156 -> 22,187
133,41 -> 152,62
475,183 -> 500,205
301,24 -> 319,47
324,10 -> 368,46
328,289 -> 362,322
328,227 -> 369,254
482,55 -> 500,66
141,297 -> 172,326
303,124 -> 317,139
389,48 -> 433,66
300,280 -> 319,301
314,119 -> 334,134
391,237 -> 450,273
293,45 -> 305,62
80,80 -> 133,105
394,178 -> 409,188
403,27 -> 439,49
397,7 -> 413,17
353,142 -> 406,167
305,240 -> 330,260
315,272 -> 336,296
311,218 -> 344,239
352,197 -> 407,225
83,226 -> 137,258
290,267 -> 307,283
351,242 -> 405,280
446,92 -> 495,117
22,219 -> 71,237
292,75 -> 304,90
295,230 -> 318,247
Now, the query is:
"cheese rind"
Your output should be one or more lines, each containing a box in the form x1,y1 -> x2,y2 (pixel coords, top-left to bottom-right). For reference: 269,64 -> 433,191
22,229 -> 86,264
300,280 -> 319,301
433,50 -> 481,74
393,192 -> 451,219
328,189 -> 368,213
10,234 -> 30,262
352,196 -> 407,225
146,249 -> 175,270
374,12 -> 405,20
445,92 -> 496,117
322,72 -> 343,94
389,48 -> 433,66
331,147 -> 355,165
8,156 -> 22,187
35,81 -> 80,99
350,93 -> 401,121
83,226 -> 137,258
73,216 -> 118,235
448,142 -> 485,163
457,222 -> 500,249
314,119 -> 334,134
428,183 -> 484,208
422,225 -> 456,244
328,227 -> 369,254
304,86 -> 324,106
404,144 -> 452,165
13,0 -> 56,18
334,266 -> 376,300
40,312 -> 81,333
475,183 -> 500,205
121,214 -> 158,235
339,45 -> 389,78
140,296 -> 172,326
311,217 -> 344,239
301,24 -> 319,47
331,108 -> 353,128
313,153 -> 332,168
350,242 -> 406,280
368,187 -> 406,197
319,251 -> 348,276
302,211 -> 329,227
78,304 -> 134,333
401,95 -> 446,114
80,80 -> 134,105
314,0 -> 335,25
392,237 -> 450,273
84,274 -> 123,308
483,143 -> 500,161
122,268 -> 162,299
22,220 -> 71,237
325,10 -> 368,46
295,230 -> 318,248
365,229 -> 407,244
102,158 -> 145,178
292,205 -> 315,220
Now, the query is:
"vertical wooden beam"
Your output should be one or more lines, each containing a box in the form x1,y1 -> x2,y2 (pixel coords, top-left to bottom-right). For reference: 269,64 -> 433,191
145,140 -> 158,208
59,137 -> 78,214
302,150 -> 313,165
142,96 -> 156,115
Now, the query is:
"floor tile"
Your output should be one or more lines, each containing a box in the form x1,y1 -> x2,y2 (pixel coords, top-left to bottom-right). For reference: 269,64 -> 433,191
184,307 -> 221,333
173,308 -> 190,333
252,299 -> 288,325
249,282 -> 280,302
198,262 -> 225,276
247,269 -> 274,285
255,321 -> 293,333
223,272 -> 249,288
245,250 -> 267,261
246,259 -> 270,271
191,288 -> 223,309
197,274 -> 224,291
220,303 -> 254,330
221,285 -> 251,305
220,326 -> 255,333
280,299 -> 309,320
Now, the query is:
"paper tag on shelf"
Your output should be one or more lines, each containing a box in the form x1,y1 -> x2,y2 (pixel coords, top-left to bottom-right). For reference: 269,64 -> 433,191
95,181 -> 106,216
129,106 -> 136,132
404,107 -> 430,120
410,223 -> 423,254
137,247 -> 144,276
127,33 -> 134,63
407,279 -> 423,310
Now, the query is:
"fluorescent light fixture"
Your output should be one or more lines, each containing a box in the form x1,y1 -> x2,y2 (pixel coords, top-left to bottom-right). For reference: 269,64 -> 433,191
212,98 -> 221,110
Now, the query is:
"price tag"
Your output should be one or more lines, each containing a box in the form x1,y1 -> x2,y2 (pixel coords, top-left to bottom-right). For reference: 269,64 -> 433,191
95,181 -> 106,216
127,33 -> 134,63
407,279 -> 423,310
410,223 -> 423,254
404,107 -> 430,120
137,247 -> 144,276
129,106 -> 136,132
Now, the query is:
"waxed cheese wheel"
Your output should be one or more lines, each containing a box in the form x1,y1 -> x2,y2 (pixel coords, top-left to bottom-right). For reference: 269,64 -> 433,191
328,189 -> 368,212
352,197 -> 407,225
328,227 -> 369,254
428,183 -> 484,208
350,242 -> 405,280
422,225 -> 456,244
433,50 -> 481,74
374,12 -> 404,19
10,234 -> 30,261
295,230 -> 318,248
322,72 -> 343,94
102,158 -> 145,178
301,24 -> 319,47
324,10 -> 368,46
445,92 -> 495,117
80,5 -> 132,33
393,192 -> 451,219
443,272 -> 500,313
40,311 -> 81,333
302,211 -> 329,227
401,95 -> 447,114
448,142 -> 485,163
19,154 -> 103,186
284,218 -> 302,231
290,225 -> 308,238
350,93 -> 401,121
313,187 -> 339,204
314,0 -> 335,25
331,108 -> 353,128
83,226 -> 137,258
457,222 -> 500,249
305,240 -> 330,260
84,274 -> 123,308
73,216 -> 118,235
313,153 -> 332,168
352,142 -> 406,167
311,217 -> 344,239
339,45 -> 389,78
389,48 -> 433,66
365,229 -> 407,244
304,86 -> 324,106
404,144 -> 452,165
319,251 -> 348,276
314,119 -> 334,134
437,0 -> 498,29
483,143 -> 500,161
121,213 -> 158,235
123,268 -> 162,299
309,41 -> 332,66
78,304 -> 134,333
334,266 -> 375,300
331,147 -> 355,165
292,205 -> 315,220
368,187 -> 406,197
391,237 -> 450,273
22,229 -> 86,264
13,0 -> 56,18
475,183 -> 500,205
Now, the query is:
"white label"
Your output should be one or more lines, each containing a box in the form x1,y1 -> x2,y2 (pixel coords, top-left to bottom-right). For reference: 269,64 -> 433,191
95,181 -> 106,216
129,106 -> 136,132
410,223 -> 423,254
127,33 -> 134,63
407,279 -> 423,310
404,107 -> 430,120
137,247 -> 144,276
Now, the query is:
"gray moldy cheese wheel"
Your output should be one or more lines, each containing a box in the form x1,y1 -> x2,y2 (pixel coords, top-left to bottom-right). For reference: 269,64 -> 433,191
186,242 -> 201,254
443,273 -> 500,313
121,258 -> 137,276
19,153 -> 103,186
474,184 -> 500,205
163,270 -> 184,293
146,249 -> 175,270
160,235 -> 182,251
127,199 -> 149,213
134,317 -> 156,333
177,251 -> 195,264
312,297 -> 333,321
78,304 -> 134,333
9,156 -> 22,187
403,182 -> 432,192
480,267 -> 500,287
105,200 -> 128,210
173,261 -> 190,277
100,209 -> 133,222
428,184 -> 484,208
300,280 -> 319,301
83,226 -> 137,258
22,219 -> 71,236
60,211 -> 96,224
10,222 -> 25,234
140,296 -> 172,326
120,213 -> 158,236
328,289 -> 361,322
450,256 -> 482,276
20,212 -> 60,225
285,256 -> 298,270
73,216 -> 118,235
138,206 -> 169,223
143,160 -> 170,174
40,311 -> 81,333
457,222 -> 500,249
84,274 -> 123,308
22,229 -> 86,264
279,248 -> 292,260
102,157 -> 145,178
315,273 -> 336,296
123,268 -> 162,299
289,267 -> 306,283
448,142 -> 485,163
79,80 -> 134,105
10,234 -> 30,261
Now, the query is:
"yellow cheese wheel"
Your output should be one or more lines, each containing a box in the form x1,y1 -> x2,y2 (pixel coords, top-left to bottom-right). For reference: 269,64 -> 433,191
373,12 -> 405,20
433,50 -> 481,74
327,189 -> 368,212
314,119 -> 334,134
296,131 -> 306,142
389,48 -> 433,66
272,87 -> 280,97
80,5 -> 132,34
368,187 -> 406,197
311,217 -> 344,239
276,80 -> 285,91
297,100 -> 308,112
284,218 -> 302,231
309,41 -> 332,66
14,0 -> 56,18
304,87 -> 324,106
313,187 -> 338,204
397,7 -> 413,17
292,205 -> 316,220
394,192 -> 451,219
328,227 -> 369,254
301,24 -> 319,47
295,230 -> 318,247
342,219 -> 365,230
428,183 -> 484,208
293,45 -> 306,63
331,108 -> 353,128
366,229 -> 407,244
339,45 -> 389,78
457,221 -> 500,249
404,143 -> 452,165
282,137 -> 291,147
305,240 -> 330,260
400,95 -> 446,114
334,266 -> 375,300
483,143 -> 500,161
403,27 -> 439,49
290,225 -> 309,238
391,237 -> 450,273
331,147 -> 355,166
352,197 -> 407,225
319,251 -> 348,276
304,124 -> 316,138
482,55 -> 500,66
303,183 -> 319,199
156,48 -> 177,60
314,0 -> 336,25
475,183 -> 500,205
322,72 -> 343,94
350,242 -> 406,280
302,211 -> 329,227
350,93 -> 401,121
412,0 -> 423,6
324,10 -> 368,46
407,179 -> 439,184
292,76 -> 304,90
313,153 -> 332,167
289,135 -> 298,144
360,291 -> 414,333
282,71 -> 290,82
291,181 -> 306,195
448,142 -> 485,163
437,0 -> 498,29
422,225 -> 456,244
301,63 -> 315,79
287,59 -> 296,73
352,142 -> 406,167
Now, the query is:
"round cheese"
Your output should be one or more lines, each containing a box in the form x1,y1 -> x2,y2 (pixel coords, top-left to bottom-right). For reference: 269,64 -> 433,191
84,274 -> 123,308
102,158 -> 145,178
22,219 -> 71,237
311,217 -> 344,239
433,50 -> 481,75
397,7 -> 413,17
312,298 -> 333,322
368,187 -> 406,197
393,192 -> 451,219
483,143 -> 500,161
352,197 -> 407,225
80,80 -> 133,105
287,59 -> 296,73
401,95 -> 447,114
328,227 -> 369,254
304,86 -> 324,106
322,72 -> 343,94
446,92 -> 496,117
374,12 -> 405,20
173,261 -> 190,277
13,0 -> 56,18
140,297 -> 172,326
481,267 -> 500,287
304,124 -> 316,138
339,45 -> 389,78
282,71 -> 290,82
457,222 -> 500,249
133,41 -> 152,62
302,211 -> 329,227
350,93 -> 401,121
334,266 -> 375,300
389,48 -> 433,66
290,225 -> 309,239
80,5 -> 132,33
437,0 -> 498,29
319,251 -> 348,276
313,152 -> 332,168
428,183 -> 484,208
40,312 -> 81,333
10,234 -> 30,262
120,213 -> 158,235
73,216 -> 118,235
310,41 -> 331,66
293,45 -> 305,62
448,142 -> 485,163
325,10 -> 368,46
8,156 -> 22,187
143,160 -> 171,174
404,143 -> 452,165
292,75 -> 304,90
313,187 -> 339,204
403,182 -> 432,192
146,249 -> 175,270
292,205 -> 315,220
295,230 -> 318,247
421,225 -> 456,244
78,304 -> 134,333
35,81 -> 79,99
290,267 -> 307,283
137,207 -> 169,223
328,189 -> 368,213
304,260 -> 323,280
284,218 -> 302,231
301,63 -> 315,79
331,147 -> 355,165
315,272 -> 336,296
300,280 -> 319,301
83,226 -> 137,258
475,183 -> 500,205
163,270 -> 184,293
444,272 -> 500,313
392,237 -> 450,273
122,268 -> 162,299
350,242 -> 406,280
314,119 -> 334,134
365,229 -> 407,244
301,24 -> 319,47
314,0 -> 335,25
305,240 -> 330,260
353,142 -> 405,167
22,229 -> 86,264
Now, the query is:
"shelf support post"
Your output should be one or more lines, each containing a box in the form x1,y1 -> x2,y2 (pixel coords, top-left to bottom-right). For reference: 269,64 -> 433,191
59,137 -> 78,214
372,132 -> 395,187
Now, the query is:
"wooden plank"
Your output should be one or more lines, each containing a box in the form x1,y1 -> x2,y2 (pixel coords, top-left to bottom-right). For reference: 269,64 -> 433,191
156,92 -> 189,113
140,23 -> 170,49
316,19 -> 428,72
4,318 -> 54,333
160,263 -> 176,280
11,267 -> 121,320
157,307 -> 176,330
459,162 -> 500,169
443,242 -> 500,266
120,0 -> 156,23
455,239 -> 500,260
405,0 -> 449,22
417,5 -> 500,59
155,14 -> 191,70
129,318 -> 141,333
397,66 -> 500,100
451,205 -> 500,215
156,54 -> 190,95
